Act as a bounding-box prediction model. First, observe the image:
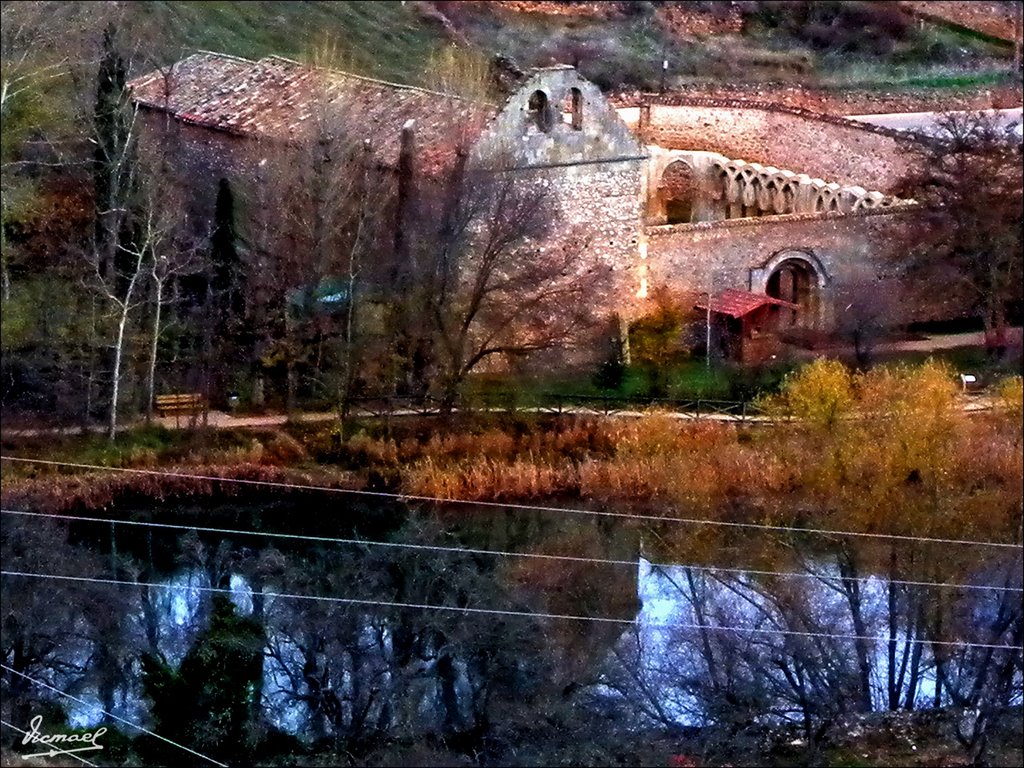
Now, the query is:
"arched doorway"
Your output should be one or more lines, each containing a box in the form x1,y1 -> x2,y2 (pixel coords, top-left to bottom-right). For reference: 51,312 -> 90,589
766,260 -> 818,328
751,250 -> 829,330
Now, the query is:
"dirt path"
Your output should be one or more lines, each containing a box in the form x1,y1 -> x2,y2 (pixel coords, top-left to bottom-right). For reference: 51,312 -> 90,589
787,327 -> 1023,356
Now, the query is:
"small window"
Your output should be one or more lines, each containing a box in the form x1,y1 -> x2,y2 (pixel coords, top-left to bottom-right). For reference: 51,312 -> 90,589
565,87 -> 583,130
528,90 -> 552,133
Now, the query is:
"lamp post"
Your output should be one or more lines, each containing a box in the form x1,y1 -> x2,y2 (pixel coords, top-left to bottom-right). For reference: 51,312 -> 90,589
706,288 -> 712,371
705,270 -> 715,371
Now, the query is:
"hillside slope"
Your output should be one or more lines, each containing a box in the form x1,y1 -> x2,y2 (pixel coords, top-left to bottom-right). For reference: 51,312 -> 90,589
132,0 -> 1015,93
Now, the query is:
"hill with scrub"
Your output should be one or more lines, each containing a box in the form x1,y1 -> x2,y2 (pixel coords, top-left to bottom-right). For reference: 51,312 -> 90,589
71,1 -> 1024,92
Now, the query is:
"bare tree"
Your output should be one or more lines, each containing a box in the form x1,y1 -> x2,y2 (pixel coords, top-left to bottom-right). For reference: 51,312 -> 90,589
835,279 -> 903,370
85,186 -> 145,441
407,164 -> 608,409
897,112 -> 1023,337
80,28 -> 148,439
243,113 -> 387,415
142,192 -> 201,422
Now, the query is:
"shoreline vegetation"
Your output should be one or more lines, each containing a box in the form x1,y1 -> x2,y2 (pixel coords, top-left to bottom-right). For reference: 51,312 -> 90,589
4,362 -> 1021,551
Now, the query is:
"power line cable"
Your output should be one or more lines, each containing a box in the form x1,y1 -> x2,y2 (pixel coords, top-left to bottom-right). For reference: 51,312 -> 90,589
2,570 -> 1020,652
0,718 -> 97,767
3,508 -> 1019,594
0,664 -> 228,768
2,457 -> 1021,550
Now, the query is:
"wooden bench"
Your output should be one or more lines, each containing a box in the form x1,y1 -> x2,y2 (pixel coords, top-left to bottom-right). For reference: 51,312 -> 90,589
154,393 -> 205,416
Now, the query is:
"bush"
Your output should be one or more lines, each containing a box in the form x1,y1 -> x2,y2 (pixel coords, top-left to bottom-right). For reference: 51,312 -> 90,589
629,287 -> 695,397
593,352 -> 626,392
997,375 -> 1023,419
760,358 -> 855,429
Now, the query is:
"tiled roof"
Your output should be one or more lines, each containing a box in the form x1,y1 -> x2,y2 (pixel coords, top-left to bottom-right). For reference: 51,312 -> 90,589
694,289 -> 800,319
129,52 -> 497,173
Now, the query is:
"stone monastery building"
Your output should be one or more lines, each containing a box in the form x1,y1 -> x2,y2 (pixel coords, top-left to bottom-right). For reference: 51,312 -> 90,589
131,52 -> 927,358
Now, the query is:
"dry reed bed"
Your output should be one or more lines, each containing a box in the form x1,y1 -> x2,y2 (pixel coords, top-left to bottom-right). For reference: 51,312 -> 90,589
0,461 -> 358,514
398,405 -> 1022,544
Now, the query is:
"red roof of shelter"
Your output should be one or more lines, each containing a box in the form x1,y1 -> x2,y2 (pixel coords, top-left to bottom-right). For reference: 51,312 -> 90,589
129,52 -> 497,174
694,289 -> 800,318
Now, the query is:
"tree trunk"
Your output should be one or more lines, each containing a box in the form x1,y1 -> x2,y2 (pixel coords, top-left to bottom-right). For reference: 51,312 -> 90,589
108,306 -> 129,441
887,546 -> 900,710
146,278 -> 163,422
252,373 -> 265,407
0,184 -> 10,302
839,547 -> 874,712
684,568 -> 721,689
286,360 -> 297,414
85,297 -> 99,427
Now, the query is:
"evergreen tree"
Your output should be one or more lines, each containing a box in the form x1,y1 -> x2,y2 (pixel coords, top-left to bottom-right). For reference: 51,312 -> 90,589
210,177 -> 241,313
92,23 -> 135,277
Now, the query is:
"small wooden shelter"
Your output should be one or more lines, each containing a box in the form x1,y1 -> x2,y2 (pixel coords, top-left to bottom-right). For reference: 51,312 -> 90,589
694,289 -> 800,363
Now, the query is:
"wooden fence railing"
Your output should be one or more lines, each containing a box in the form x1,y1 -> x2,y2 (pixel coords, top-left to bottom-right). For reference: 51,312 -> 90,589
341,393 -> 764,422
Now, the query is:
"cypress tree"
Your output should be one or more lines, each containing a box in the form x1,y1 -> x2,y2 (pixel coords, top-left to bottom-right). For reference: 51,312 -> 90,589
92,23 -> 134,278
210,177 -> 241,312
93,25 -> 126,244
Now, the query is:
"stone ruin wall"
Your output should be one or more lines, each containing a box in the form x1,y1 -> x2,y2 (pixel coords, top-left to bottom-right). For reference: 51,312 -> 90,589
611,81 -> 1024,115
470,66 -> 648,317
899,0 -> 1022,41
655,3 -> 745,37
634,101 -> 913,192
644,147 -> 906,224
637,209 -> 945,328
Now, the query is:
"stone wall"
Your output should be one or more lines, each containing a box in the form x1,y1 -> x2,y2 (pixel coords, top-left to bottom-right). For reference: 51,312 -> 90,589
636,100 -> 912,192
900,0 -> 1022,41
533,159 -> 644,311
472,65 -> 647,169
143,112 -> 260,227
638,208 -> 936,327
656,3 -> 744,37
486,1 -> 622,18
611,81 -> 1024,114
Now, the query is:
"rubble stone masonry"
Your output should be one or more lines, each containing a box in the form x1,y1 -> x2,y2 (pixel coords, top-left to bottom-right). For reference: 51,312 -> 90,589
638,101 -> 912,192
900,0 -> 1022,42
641,208 -> 928,324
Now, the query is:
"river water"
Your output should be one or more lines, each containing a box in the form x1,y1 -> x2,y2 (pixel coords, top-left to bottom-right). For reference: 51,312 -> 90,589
2,495 -> 1020,744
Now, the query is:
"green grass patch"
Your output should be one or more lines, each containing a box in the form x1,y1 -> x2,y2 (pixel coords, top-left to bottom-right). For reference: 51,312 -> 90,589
128,2 -> 1015,93
2,424 -> 263,470
461,358 -> 797,408
874,345 -> 1022,377
146,1 -> 447,83
823,67 -> 1016,90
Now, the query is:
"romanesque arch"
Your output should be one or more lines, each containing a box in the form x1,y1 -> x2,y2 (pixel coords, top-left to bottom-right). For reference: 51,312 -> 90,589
528,89 -> 553,132
750,249 -> 830,329
659,160 -> 696,224
708,158 -> 901,219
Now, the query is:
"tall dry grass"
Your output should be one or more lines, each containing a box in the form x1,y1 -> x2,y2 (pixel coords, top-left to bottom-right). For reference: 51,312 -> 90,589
402,412 -> 788,509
